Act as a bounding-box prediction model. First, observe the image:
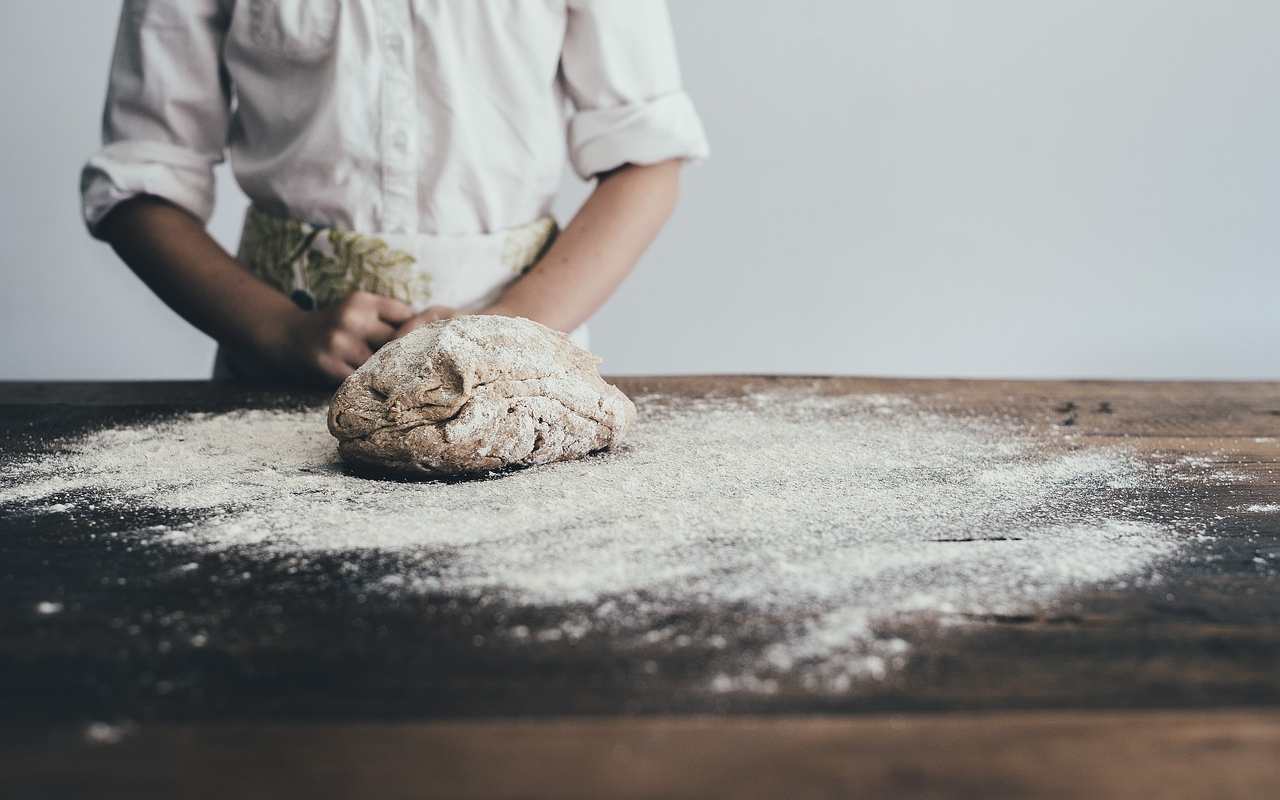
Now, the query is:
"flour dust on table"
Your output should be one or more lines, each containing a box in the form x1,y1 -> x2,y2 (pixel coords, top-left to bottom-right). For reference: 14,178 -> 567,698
1,389 -> 1189,692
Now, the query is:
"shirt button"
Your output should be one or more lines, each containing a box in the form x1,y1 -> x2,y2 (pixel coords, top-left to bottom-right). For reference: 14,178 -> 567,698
392,131 -> 408,151
385,35 -> 403,57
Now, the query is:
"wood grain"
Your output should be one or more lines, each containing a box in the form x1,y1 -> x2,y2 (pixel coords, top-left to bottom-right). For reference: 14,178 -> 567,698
1,379 -> 1277,796
5,710 -> 1279,799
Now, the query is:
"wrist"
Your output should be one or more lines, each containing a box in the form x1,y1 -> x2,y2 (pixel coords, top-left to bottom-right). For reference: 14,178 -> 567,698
245,299 -> 304,364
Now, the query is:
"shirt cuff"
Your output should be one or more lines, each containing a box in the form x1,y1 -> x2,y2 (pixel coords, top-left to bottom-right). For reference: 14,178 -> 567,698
80,140 -> 219,238
568,91 -> 710,180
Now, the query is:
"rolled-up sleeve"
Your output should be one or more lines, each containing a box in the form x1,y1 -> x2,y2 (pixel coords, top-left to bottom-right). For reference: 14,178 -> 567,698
561,0 -> 710,180
80,0 -> 232,236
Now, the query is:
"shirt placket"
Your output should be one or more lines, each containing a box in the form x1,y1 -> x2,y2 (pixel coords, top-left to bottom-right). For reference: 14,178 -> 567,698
378,0 -> 416,234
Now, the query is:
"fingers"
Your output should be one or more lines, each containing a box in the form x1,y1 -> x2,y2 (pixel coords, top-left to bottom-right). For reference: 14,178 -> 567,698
308,295 -> 452,386
332,292 -> 408,349
340,291 -> 413,325
309,331 -> 367,387
362,318 -> 398,349
371,293 -> 415,326
417,305 -> 459,324
394,306 -> 459,339
315,352 -> 355,385
330,329 -> 373,369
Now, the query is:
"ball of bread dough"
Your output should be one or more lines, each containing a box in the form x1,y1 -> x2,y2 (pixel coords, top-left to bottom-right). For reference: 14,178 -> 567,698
327,315 -> 636,477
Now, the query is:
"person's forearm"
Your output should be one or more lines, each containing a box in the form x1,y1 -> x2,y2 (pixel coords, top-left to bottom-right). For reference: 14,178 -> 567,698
490,160 -> 682,332
97,196 -> 298,356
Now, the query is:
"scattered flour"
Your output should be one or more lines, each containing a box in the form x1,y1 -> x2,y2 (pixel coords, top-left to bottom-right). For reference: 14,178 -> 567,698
83,721 -> 133,746
1,391 -> 1182,691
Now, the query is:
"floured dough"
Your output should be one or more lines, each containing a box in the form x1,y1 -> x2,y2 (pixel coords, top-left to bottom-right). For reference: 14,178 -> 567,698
327,315 -> 636,477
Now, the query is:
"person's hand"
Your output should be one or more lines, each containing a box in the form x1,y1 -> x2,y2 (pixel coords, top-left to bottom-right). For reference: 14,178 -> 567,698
392,305 -> 460,340
257,291 -> 414,385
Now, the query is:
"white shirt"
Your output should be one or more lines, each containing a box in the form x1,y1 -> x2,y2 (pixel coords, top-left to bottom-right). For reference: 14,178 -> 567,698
82,0 -> 709,237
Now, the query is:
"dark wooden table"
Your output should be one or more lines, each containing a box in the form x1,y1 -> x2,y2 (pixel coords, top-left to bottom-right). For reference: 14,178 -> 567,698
2,378 -> 1278,799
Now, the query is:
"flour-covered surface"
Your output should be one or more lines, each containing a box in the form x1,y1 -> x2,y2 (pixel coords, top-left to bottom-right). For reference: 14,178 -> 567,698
1,378 -> 1277,720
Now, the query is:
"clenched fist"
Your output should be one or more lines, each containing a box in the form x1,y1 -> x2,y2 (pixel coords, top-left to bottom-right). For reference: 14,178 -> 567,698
259,291 -> 415,385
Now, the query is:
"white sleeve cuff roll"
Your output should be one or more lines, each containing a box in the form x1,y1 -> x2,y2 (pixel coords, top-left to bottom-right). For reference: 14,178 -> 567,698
80,140 -> 220,237
567,91 -> 710,180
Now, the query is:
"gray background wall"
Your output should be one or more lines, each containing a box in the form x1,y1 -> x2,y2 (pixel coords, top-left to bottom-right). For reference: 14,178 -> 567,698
2,1 -> 1276,380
